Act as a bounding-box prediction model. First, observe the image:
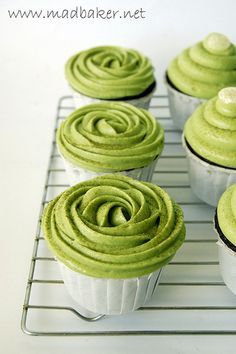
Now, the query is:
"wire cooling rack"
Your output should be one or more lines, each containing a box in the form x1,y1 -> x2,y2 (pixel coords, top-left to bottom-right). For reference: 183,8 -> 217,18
21,94 -> 236,336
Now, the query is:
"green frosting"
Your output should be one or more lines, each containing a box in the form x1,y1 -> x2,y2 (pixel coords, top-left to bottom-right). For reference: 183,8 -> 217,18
42,174 -> 185,278
57,102 -> 164,172
184,87 -> 236,168
65,46 -> 155,99
167,33 -> 236,99
217,184 -> 236,246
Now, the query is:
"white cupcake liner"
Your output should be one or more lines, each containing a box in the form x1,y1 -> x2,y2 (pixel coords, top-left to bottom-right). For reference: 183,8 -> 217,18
165,74 -> 205,130
71,86 -> 156,110
216,238 -> 236,295
58,261 -> 162,315
182,136 -> 236,207
60,151 -> 158,185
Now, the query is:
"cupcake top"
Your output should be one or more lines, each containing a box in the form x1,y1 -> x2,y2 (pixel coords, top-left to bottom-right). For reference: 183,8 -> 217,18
184,87 -> 236,168
42,174 -> 185,278
57,102 -> 164,172
167,33 -> 236,99
65,45 -> 155,99
217,184 -> 236,247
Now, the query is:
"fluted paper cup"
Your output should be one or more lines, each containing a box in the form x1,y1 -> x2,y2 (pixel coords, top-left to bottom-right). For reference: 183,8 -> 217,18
216,238 -> 236,295
60,151 -> 158,185
165,74 -> 205,130
58,261 -> 162,315
182,136 -> 236,206
71,86 -> 156,110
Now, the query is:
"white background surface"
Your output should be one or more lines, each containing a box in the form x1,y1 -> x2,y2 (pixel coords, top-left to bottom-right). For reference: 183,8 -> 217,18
1,0 -> 236,353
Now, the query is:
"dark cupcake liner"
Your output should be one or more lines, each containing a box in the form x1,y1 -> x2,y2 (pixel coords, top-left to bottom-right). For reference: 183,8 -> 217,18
71,81 -> 156,102
214,210 -> 236,253
184,138 -> 236,171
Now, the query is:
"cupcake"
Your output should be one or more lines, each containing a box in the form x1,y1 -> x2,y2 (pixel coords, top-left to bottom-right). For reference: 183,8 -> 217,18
214,184 -> 236,295
166,33 -> 236,130
57,101 -> 164,185
42,174 -> 186,315
65,45 -> 156,109
183,87 -> 236,207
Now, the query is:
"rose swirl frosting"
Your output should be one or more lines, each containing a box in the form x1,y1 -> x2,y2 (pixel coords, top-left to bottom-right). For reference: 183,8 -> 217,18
42,174 -> 185,278
65,45 -> 155,99
184,87 -> 236,168
167,33 -> 236,99
57,102 -> 164,172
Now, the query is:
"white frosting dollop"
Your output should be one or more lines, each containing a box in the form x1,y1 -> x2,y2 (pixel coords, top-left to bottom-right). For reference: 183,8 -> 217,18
218,87 -> 236,105
203,32 -> 231,53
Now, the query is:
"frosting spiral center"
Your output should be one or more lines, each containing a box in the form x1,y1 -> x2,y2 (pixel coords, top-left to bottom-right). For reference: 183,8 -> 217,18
167,32 -> 236,99
65,46 -> 155,99
57,102 -> 164,172
42,175 -> 185,278
184,88 -> 236,168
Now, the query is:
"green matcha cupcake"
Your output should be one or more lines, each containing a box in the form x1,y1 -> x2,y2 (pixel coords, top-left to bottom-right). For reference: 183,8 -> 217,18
42,174 -> 185,315
214,184 -> 236,295
183,87 -> 236,206
57,101 -> 164,185
166,33 -> 236,130
65,45 -> 156,109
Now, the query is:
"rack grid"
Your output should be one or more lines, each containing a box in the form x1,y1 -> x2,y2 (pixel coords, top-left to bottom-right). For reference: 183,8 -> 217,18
21,94 -> 236,336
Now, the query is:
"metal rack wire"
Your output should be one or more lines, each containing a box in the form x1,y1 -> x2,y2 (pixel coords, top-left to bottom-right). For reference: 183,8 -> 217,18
21,95 -> 236,336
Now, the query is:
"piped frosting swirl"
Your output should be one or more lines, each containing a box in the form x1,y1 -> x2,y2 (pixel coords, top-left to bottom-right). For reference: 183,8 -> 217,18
42,174 -> 185,278
167,33 -> 236,99
184,87 -> 236,168
65,46 -> 155,99
217,184 -> 236,246
57,102 -> 164,172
